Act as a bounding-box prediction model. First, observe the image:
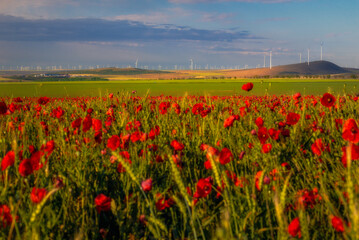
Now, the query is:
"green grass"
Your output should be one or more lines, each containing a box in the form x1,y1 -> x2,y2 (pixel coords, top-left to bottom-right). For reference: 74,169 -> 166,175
0,78 -> 358,97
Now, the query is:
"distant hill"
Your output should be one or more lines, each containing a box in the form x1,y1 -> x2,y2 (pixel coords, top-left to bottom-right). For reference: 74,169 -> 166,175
345,68 -> 359,74
1,62 -> 357,80
57,68 -> 169,75
223,61 -> 350,78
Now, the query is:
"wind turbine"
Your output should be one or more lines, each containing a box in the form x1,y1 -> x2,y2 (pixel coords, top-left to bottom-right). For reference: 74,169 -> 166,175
189,59 -> 194,70
269,51 -> 272,69
320,42 -> 324,61
263,54 -> 266,68
299,53 -> 302,64
307,49 -> 310,66
135,58 -> 138,68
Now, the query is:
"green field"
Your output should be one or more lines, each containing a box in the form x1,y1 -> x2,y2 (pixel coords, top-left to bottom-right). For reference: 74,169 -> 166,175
0,79 -> 359,97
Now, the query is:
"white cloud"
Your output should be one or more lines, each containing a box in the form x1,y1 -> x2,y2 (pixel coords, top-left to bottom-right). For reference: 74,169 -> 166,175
201,13 -> 235,23
0,0 -> 78,18
109,8 -> 191,24
110,13 -> 170,24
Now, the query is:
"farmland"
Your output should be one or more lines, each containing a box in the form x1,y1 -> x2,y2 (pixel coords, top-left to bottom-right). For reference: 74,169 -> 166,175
1,83 -> 359,239
0,78 -> 359,97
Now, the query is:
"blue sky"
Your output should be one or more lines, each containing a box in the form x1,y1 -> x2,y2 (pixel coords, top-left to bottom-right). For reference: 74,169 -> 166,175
0,0 -> 358,69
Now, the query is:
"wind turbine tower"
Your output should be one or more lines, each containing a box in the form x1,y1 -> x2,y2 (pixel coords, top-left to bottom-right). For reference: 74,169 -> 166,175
269,51 -> 272,69
189,59 -> 194,70
320,42 -> 324,61
263,54 -> 266,68
135,59 -> 138,68
307,49 -> 310,66
299,53 -> 302,63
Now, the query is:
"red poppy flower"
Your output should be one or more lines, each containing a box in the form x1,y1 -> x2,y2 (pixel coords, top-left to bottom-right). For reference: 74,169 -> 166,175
18,158 -> 34,177
94,131 -> 102,144
320,93 -> 336,108
342,119 -> 359,143
219,148 -> 233,165
262,143 -> 272,153
0,204 -> 13,228
255,171 -> 263,191
341,144 -> 359,167
331,216 -> 345,233
41,140 -> 55,157
286,112 -> 300,125
155,197 -> 168,211
281,162 -> 291,171
30,187 -> 47,204
171,140 -> 184,151
82,114 -> 92,133
159,102 -> 170,114
192,103 -> 204,115
255,117 -> 264,128
1,151 -> 15,171
258,127 -> 269,144
71,117 -> 82,129
52,106 -> 65,118
224,115 -> 236,128
29,151 -> 44,171
242,83 -> 254,91
194,177 -> 213,198
225,170 -> 248,187
155,195 -> 174,211
141,178 -> 152,192
119,151 -> 130,159
107,135 -> 121,151
149,125 -> 160,140
293,92 -> 301,100
95,194 -> 112,213
0,101 -> 7,115
92,119 -> 102,132
311,138 -> 325,156
130,131 -> 142,143
296,188 -> 321,209
288,217 -> 301,238
268,128 -> 280,141
205,146 -> 219,162
37,96 -> 50,105
200,107 -> 211,118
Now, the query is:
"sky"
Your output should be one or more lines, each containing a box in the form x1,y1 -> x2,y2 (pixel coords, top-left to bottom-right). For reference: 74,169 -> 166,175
0,0 -> 358,69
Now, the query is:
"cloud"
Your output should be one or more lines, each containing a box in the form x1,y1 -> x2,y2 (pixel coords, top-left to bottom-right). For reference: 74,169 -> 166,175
0,0 -> 76,17
0,14 -> 257,42
201,13 -> 235,23
108,8 -> 191,24
206,45 -> 290,55
169,0 -> 301,3
110,13 -> 170,23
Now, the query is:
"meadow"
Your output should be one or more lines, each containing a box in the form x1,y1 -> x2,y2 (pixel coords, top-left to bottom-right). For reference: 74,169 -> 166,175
1,80 -> 359,239
0,78 -> 359,97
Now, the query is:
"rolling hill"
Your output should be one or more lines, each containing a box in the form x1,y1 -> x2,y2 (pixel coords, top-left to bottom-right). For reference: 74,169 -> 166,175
222,61 -> 350,78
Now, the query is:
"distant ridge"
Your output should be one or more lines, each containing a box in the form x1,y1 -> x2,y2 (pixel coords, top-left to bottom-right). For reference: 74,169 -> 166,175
223,61 -> 350,77
273,61 -> 348,75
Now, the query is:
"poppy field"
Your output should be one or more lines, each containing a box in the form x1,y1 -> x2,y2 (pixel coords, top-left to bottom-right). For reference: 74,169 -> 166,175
1,85 -> 359,239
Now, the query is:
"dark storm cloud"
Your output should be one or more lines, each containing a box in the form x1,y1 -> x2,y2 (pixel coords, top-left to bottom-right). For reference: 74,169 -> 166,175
0,15 -> 256,42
